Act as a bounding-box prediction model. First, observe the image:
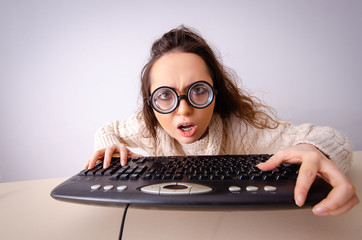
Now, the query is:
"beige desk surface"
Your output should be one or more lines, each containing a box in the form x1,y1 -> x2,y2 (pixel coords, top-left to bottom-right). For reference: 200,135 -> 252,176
1,152 -> 361,240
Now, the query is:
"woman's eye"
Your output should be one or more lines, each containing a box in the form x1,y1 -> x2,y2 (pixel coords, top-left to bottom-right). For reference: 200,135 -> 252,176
158,92 -> 172,100
191,87 -> 207,95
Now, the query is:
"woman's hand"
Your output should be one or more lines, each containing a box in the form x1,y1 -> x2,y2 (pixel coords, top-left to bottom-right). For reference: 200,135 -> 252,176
257,144 -> 359,216
85,144 -> 143,169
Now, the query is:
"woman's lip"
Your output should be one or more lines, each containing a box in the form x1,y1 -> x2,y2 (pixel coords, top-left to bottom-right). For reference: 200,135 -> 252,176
177,122 -> 197,137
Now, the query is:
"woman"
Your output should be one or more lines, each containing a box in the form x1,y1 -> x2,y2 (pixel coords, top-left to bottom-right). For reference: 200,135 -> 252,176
86,26 -> 359,216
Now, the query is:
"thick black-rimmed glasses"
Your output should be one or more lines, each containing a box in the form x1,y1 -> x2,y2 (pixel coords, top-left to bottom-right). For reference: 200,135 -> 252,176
147,81 -> 217,114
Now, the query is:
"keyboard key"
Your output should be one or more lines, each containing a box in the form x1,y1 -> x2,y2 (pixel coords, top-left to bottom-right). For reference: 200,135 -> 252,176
98,166 -> 119,176
109,174 -> 120,180
251,174 -> 262,180
163,174 -> 172,180
200,175 -> 210,180
115,166 -> 129,175
90,184 -> 101,190
88,165 -> 103,176
152,174 -> 162,180
142,174 -> 153,180
264,186 -> 277,192
120,174 -> 130,180
117,185 -> 128,191
175,168 -> 185,174
78,169 -> 90,176
103,185 -> 114,191
134,166 -> 148,175
275,174 -> 288,180
239,174 -> 249,180
229,186 -> 241,192
188,174 -> 200,180
130,174 -> 140,180
262,174 -> 274,181
246,186 -> 258,192
125,167 -> 138,174
210,174 -> 224,180
223,175 -> 233,180
172,174 -> 183,180
136,158 -> 146,165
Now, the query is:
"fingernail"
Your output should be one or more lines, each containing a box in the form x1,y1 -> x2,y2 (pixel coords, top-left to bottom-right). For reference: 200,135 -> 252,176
256,163 -> 264,169
313,206 -> 330,216
295,194 -> 304,207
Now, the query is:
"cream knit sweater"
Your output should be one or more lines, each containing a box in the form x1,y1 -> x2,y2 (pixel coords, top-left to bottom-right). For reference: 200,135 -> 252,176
94,112 -> 352,173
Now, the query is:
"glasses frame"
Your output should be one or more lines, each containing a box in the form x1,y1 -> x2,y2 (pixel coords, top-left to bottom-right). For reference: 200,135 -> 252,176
147,81 -> 217,114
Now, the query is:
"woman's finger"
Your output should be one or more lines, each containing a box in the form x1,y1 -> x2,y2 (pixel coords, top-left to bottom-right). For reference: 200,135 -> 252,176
313,184 -> 359,216
84,160 -> 90,169
120,144 -> 129,166
294,158 -> 319,206
312,161 -> 359,215
103,145 -> 118,169
88,148 -> 106,169
257,148 -> 301,171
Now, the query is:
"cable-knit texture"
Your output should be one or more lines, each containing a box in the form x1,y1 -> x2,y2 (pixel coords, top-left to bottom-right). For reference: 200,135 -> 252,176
94,112 -> 353,173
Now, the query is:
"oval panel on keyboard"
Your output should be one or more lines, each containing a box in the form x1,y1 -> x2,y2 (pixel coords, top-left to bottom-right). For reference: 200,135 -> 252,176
140,182 -> 212,195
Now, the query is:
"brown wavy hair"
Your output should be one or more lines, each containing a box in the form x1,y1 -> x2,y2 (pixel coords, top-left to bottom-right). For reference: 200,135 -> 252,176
141,26 -> 279,140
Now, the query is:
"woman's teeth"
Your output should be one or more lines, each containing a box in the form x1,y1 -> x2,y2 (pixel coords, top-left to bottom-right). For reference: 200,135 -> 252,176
180,124 -> 193,131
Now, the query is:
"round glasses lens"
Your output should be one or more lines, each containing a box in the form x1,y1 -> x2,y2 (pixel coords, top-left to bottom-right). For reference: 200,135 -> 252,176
152,88 -> 177,113
188,82 -> 213,108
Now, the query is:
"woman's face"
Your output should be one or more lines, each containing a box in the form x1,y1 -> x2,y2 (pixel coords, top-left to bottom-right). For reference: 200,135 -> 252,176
149,52 -> 215,144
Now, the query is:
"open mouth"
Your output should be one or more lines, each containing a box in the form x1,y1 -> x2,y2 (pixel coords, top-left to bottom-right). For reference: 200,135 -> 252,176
178,124 -> 194,131
177,123 -> 197,137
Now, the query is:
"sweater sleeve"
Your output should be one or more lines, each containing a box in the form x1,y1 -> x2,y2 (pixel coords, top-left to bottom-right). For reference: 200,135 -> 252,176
224,114 -> 353,173
292,123 -> 353,173
242,121 -> 353,173
94,112 -> 155,152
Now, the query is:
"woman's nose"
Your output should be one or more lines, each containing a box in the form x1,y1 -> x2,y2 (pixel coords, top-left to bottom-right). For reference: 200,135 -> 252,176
176,98 -> 193,116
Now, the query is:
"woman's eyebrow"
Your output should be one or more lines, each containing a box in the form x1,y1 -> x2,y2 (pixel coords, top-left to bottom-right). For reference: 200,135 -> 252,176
168,82 -> 193,93
153,80 -> 210,93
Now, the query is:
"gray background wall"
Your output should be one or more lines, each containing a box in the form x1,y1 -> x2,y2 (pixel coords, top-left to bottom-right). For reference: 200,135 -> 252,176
1,0 -> 361,182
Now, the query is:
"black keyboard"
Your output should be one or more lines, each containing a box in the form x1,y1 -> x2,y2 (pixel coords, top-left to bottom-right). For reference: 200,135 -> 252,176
51,154 -> 332,208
